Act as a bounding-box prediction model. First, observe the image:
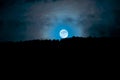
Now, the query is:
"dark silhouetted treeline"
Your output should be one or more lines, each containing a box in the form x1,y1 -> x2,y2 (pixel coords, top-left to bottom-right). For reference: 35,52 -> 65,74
0,37 -> 119,77
0,37 -> 120,64
0,37 -> 120,50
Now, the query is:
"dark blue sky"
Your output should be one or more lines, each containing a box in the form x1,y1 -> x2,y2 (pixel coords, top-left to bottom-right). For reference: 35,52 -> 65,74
0,0 -> 120,41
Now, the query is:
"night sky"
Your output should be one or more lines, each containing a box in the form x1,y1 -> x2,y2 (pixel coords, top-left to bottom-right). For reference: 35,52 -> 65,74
0,0 -> 120,41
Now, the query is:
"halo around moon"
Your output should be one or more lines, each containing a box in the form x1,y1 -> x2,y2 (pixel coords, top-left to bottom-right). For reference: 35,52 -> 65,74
59,29 -> 68,38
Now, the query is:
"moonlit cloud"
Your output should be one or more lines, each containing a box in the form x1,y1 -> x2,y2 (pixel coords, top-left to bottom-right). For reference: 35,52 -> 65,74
0,0 -> 120,41
26,0 -> 98,39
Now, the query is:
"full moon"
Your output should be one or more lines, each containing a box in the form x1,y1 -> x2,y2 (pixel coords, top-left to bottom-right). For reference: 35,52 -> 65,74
59,29 -> 68,39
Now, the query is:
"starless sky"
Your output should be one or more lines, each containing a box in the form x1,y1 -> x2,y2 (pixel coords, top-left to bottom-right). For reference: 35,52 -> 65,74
0,0 -> 120,41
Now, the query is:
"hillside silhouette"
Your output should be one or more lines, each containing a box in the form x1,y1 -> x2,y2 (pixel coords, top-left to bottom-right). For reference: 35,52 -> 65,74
0,37 -> 120,50
0,37 -> 119,77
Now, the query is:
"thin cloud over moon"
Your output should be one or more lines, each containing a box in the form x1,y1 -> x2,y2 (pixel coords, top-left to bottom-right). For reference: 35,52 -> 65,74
0,0 -> 120,41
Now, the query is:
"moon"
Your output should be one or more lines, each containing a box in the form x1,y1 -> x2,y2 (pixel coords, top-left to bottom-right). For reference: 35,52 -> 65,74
59,29 -> 68,39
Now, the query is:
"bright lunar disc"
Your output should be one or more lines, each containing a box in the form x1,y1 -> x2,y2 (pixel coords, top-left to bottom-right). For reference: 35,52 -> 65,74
59,29 -> 68,38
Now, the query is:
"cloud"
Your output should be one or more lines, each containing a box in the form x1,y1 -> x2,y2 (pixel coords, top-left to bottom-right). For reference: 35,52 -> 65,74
0,0 -> 120,41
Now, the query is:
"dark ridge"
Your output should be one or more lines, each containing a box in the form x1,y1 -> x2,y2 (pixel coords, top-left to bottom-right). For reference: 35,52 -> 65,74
0,37 -> 120,50
0,37 -> 120,62
0,37 -> 119,76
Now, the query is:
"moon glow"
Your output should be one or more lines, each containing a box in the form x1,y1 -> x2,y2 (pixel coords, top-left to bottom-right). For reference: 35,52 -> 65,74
59,29 -> 68,39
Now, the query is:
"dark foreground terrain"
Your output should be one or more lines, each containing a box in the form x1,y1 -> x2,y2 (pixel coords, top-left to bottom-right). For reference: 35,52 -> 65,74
0,37 -> 120,50
0,37 -> 119,72
0,37 -> 120,64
